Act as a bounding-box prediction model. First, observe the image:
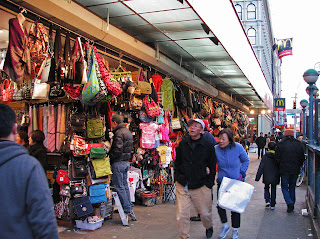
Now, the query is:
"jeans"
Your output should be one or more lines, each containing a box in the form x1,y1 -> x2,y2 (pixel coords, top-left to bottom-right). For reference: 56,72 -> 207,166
280,174 -> 298,205
257,147 -> 264,158
217,183 -> 240,228
111,161 -> 133,213
264,184 -> 277,207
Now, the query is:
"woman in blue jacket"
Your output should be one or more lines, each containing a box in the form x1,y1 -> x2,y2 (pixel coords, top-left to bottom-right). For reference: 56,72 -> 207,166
215,128 -> 249,239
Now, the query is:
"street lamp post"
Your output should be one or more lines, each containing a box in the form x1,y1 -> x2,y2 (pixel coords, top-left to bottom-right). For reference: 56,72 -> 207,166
300,99 -> 308,141
303,69 -> 319,144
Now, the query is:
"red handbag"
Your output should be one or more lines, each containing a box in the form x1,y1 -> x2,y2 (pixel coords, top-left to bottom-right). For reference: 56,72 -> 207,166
56,170 -> 69,184
2,79 -> 14,103
64,83 -> 82,100
143,95 -> 161,118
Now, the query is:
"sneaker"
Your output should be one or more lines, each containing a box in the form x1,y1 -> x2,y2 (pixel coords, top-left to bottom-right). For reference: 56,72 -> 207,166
265,202 -> 270,207
219,223 -> 230,239
287,203 -> 294,213
231,228 -> 239,239
190,214 -> 201,221
270,206 -> 275,210
127,211 -> 137,221
206,227 -> 213,238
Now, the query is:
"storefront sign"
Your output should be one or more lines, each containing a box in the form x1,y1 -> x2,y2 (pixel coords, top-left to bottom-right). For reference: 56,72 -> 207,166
274,98 -> 285,111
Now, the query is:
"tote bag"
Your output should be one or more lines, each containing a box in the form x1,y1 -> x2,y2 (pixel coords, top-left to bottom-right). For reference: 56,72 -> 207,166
82,50 -> 99,101
217,177 -> 254,213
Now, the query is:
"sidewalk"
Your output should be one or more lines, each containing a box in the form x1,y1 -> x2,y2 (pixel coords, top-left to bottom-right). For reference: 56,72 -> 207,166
59,146 -> 314,239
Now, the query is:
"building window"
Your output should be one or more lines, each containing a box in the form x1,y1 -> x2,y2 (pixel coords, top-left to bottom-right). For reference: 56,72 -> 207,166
235,4 -> 242,20
248,27 -> 256,45
247,3 -> 256,19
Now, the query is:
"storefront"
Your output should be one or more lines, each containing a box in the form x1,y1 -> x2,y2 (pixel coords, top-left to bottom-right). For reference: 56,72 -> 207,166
0,0 -> 260,230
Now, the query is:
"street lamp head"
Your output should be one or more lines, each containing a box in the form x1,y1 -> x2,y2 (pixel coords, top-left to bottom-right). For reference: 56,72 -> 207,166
303,69 -> 319,85
306,84 -> 319,96
300,99 -> 308,108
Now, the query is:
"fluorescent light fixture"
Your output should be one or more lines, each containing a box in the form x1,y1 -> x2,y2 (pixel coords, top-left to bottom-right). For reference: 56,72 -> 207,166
250,110 -> 254,114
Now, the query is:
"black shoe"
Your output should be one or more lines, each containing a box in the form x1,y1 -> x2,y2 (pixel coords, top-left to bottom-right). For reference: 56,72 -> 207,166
287,203 -> 294,213
206,227 -> 213,238
190,215 -> 201,221
127,211 -> 137,221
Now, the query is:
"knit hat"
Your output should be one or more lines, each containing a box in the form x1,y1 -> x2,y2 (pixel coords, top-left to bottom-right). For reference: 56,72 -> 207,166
284,129 -> 294,137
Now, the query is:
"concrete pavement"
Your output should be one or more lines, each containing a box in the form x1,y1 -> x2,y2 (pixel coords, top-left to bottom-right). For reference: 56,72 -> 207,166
59,146 -> 315,239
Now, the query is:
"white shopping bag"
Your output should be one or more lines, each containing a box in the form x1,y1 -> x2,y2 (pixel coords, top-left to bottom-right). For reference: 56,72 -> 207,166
217,177 -> 254,213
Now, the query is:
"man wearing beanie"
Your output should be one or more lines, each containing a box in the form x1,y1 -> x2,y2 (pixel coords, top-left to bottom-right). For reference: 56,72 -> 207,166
276,129 -> 305,213
109,114 -> 136,221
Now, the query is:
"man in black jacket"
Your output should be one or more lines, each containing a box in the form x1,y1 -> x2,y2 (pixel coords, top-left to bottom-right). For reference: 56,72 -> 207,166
175,119 -> 216,239
255,132 -> 266,159
109,114 -> 136,221
276,129 -> 305,213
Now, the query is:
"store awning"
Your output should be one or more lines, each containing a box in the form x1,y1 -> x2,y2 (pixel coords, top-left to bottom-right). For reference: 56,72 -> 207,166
4,0 -> 273,111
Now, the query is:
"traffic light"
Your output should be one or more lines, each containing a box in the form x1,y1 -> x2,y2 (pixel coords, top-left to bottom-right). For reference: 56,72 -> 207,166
293,100 -> 296,109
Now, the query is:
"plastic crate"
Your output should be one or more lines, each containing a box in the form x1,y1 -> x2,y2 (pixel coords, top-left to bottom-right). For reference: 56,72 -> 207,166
141,191 -> 157,207
75,219 -> 103,230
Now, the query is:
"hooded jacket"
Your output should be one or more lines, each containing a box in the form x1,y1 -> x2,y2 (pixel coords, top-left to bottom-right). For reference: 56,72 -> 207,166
275,136 -> 305,174
0,140 -> 58,239
109,123 -> 133,164
255,150 -> 280,185
215,142 -> 249,184
28,143 -> 48,172
174,134 -> 216,189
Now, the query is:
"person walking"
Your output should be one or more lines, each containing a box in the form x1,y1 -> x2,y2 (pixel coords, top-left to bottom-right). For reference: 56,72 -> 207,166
190,119 -> 216,222
255,141 -> 280,210
28,130 -> 48,172
109,114 -> 136,221
264,134 -> 270,156
215,128 -> 249,239
174,118 -> 216,239
276,129 -> 305,213
0,104 -> 58,239
255,132 -> 266,159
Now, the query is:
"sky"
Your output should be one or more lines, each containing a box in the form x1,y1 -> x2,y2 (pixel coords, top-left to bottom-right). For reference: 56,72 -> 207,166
268,0 -> 320,109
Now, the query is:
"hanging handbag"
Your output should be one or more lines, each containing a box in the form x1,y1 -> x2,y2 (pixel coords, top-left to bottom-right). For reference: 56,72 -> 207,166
143,95 -> 161,118
41,56 -> 51,83
89,184 -> 107,204
2,79 -> 14,103
73,37 -> 87,84
59,184 -> 71,198
90,156 -> 112,178
217,177 -> 254,214
73,196 -> 93,217
56,170 -> 69,184
54,198 -> 70,218
87,118 -> 105,139
71,135 -> 86,156
64,83 -> 82,100
136,69 -> 151,95
82,49 -> 99,101
88,143 -> 107,159
32,79 -> 50,100
72,157 -> 88,179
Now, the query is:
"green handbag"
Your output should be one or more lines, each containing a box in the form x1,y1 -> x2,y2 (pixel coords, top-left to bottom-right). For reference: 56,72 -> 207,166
82,51 -> 99,101
90,144 -> 107,159
91,156 -> 112,178
87,118 -> 105,139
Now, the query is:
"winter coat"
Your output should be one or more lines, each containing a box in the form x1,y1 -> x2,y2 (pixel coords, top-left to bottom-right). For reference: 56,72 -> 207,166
202,131 -> 217,145
215,142 -> 250,184
275,136 -> 305,175
255,136 -> 266,148
109,123 -> 133,164
255,150 -> 280,185
28,143 -> 48,172
0,140 -> 58,239
174,134 -> 216,189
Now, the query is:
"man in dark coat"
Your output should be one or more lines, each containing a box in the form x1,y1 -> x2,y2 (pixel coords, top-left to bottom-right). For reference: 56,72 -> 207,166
255,132 -> 266,159
175,119 -> 216,239
255,142 -> 280,209
276,129 -> 305,213
109,114 -> 136,221
0,104 -> 58,239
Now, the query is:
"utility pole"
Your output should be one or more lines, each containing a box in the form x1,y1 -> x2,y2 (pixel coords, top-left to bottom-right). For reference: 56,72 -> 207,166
292,93 -> 297,137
